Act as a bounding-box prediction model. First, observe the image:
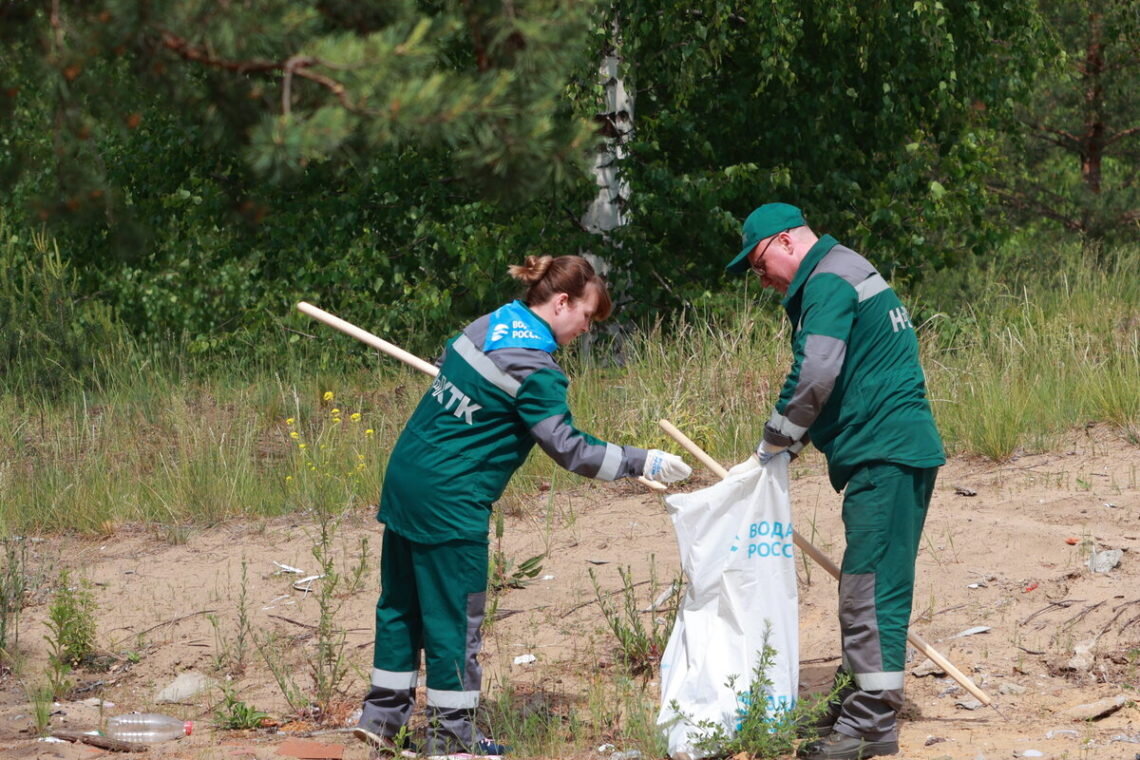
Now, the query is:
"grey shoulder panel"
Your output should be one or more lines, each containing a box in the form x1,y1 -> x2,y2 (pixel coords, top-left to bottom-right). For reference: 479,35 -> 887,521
811,245 -> 875,283
810,245 -> 889,301
462,314 -> 492,346
487,347 -> 561,385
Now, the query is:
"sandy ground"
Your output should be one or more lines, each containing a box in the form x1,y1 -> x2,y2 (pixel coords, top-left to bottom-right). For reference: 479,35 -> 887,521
1,428 -> 1138,760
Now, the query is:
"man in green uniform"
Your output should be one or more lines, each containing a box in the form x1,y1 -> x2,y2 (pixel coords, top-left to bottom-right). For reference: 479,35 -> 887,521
726,204 -> 944,760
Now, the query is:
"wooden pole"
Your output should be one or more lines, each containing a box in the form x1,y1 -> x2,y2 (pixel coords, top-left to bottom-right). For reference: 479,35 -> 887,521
295,302 -> 666,492
656,418 -> 995,708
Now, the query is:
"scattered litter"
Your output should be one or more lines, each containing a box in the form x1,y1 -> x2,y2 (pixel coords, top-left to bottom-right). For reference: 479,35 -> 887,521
641,585 -> 679,613
275,736 -> 344,759
1024,582 -> 1039,592
1109,734 -> 1140,743
924,736 -> 947,746
37,737 -> 67,743
293,574 -> 325,592
954,487 -> 977,497
612,751 -> 642,760
1104,502 -> 1119,509
1045,729 -> 1079,739
597,744 -> 616,753
967,581 -> 987,589
513,654 -> 537,665
541,574 -> 555,581
1065,641 -> 1095,672
1088,548 -> 1123,574
1061,694 -> 1128,721
949,626 -> 992,639
263,594 -> 292,610
1065,537 -> 1080,545
955,698 -> 983,710
587,559 -> 609,565
273,561 -> 304,574
1018,751 -> 1044,758
155,670 -> 213,703
78,697 -> 114,708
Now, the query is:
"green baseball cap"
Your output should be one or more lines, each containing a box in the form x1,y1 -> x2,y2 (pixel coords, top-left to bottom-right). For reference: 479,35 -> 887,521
726,203 -> 806,273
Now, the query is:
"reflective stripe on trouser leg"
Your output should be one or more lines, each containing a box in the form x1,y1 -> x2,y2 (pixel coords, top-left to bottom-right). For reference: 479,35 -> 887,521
361,529 -> 423,737
415,537 -> 488,754
833,463 -> 937,742
359,670 -> 418,738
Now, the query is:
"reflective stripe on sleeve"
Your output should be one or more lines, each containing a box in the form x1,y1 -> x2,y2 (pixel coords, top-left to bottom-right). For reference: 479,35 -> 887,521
768,411 -> 809,441
595,442 -> 623,481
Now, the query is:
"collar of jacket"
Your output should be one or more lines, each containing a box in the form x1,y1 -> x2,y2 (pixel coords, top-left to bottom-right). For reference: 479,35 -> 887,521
781,234 -> 841,309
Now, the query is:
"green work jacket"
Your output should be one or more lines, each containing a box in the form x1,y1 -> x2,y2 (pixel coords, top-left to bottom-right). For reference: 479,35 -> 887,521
378,301 -> 648,544
763,236 -> 945,491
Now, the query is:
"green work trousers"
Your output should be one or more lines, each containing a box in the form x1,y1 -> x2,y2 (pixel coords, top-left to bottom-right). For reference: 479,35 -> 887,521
358,528 -> 488,748
833,462 -> 938,742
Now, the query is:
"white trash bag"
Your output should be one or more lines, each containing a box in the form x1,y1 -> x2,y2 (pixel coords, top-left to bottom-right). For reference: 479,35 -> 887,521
657,456 -> 799,760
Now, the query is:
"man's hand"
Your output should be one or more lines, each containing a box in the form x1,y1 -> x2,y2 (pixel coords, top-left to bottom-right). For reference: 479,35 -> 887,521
756,440 -> 789,465
643,450 -> 692,484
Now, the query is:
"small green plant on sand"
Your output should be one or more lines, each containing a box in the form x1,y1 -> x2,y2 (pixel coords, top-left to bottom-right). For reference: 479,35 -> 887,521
0,538 -> 29,661
673,634 -> 846,759
43,569 -> 98,697
27,682 -> 54,736
590,558 -> 682,677
213,684 -> 270,729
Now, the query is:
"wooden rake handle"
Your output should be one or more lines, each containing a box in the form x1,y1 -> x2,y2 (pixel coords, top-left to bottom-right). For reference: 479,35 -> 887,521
295,302 -> 666,493
656,417 -> 993,707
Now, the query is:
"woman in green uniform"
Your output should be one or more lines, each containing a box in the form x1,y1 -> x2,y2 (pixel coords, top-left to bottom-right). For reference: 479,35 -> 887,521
355,255 -> 691,759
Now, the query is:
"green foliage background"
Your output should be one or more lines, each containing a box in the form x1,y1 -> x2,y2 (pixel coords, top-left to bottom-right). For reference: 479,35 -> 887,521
0,0 -> 1136,380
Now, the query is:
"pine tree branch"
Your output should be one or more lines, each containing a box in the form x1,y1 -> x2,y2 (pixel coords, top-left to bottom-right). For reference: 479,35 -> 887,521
988,183 -> 1086,232
158,31 -> 355,113
1104,125 -> 1140,148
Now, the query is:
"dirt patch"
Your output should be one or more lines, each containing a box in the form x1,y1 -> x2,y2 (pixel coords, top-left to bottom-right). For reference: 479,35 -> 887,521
2,431 -> 1138,759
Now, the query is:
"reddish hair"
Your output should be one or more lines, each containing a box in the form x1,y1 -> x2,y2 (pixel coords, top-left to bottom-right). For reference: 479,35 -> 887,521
507,255 -> 613,321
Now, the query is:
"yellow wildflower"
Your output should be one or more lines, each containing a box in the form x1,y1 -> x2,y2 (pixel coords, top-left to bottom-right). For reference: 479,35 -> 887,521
299,443 -> 307,450
365,429 -> 375,437
331,408 -> 341,416
350,412 -> 362,422
286,417 -> 295,426
285,475 -> 293,483
323,391 -> 334,401
290,431 -> 299,439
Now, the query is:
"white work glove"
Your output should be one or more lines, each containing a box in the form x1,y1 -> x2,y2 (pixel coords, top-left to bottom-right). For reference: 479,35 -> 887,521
643,450 -> 692,484
727,454 -> 761,476
756,439 -> 789,465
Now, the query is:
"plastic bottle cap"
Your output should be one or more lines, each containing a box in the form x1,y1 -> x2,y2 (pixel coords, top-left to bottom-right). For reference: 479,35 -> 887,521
185,721 -> 194,736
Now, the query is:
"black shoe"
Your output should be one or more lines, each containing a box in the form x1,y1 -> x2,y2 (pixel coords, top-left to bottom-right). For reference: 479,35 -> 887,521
796,731 -> 899,760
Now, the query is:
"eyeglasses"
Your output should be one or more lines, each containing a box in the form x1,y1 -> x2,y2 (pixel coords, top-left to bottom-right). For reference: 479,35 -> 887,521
749,234 -> 780,279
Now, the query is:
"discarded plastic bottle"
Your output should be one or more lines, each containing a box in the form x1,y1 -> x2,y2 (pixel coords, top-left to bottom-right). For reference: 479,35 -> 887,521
103,713 -> 193,743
